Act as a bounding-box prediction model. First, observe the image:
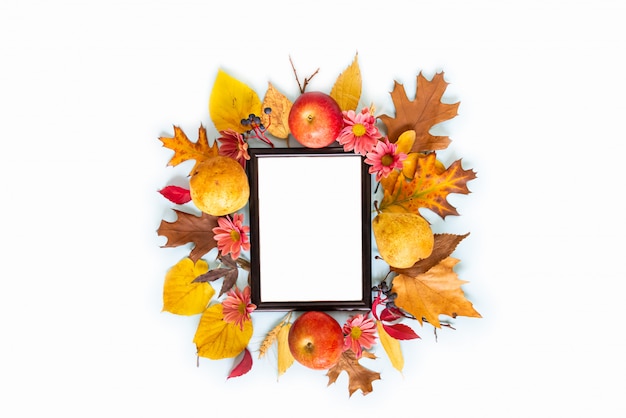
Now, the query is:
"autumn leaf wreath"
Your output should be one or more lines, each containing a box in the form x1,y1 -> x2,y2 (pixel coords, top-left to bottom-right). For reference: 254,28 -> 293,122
156,54 -> 480,396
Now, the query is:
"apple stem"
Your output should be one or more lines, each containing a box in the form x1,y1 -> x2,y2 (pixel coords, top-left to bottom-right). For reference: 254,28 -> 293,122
373,200 -> 381,214
289,55 -> 319,94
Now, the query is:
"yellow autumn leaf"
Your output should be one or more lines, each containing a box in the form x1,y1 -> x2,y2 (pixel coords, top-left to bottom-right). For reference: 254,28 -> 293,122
376,321 -> 404,372
261,82 -> 292,139
162,258 -> 214,316
395,130 -> 416,155
330,53 -> 362,112
209,69 -> 262,134
277,323 -> 294,377
193,303 -> 253,360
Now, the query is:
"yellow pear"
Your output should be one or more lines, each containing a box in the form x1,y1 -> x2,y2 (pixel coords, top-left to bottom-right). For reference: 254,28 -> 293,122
189,155 -> 249,216
372,212 -> 434,268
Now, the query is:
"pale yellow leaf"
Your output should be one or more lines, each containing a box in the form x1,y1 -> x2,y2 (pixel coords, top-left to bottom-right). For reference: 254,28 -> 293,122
162,258 -> 214,316
209,69 -> 262,133
193,304 -> 253,360
376,321 -> 404,372
277,323 -> 294,377
330,53 -> 362,112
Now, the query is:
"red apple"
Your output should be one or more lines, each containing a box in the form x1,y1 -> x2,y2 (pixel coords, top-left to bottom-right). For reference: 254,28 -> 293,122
288,91 -> 344,148
288,311 -> 344,370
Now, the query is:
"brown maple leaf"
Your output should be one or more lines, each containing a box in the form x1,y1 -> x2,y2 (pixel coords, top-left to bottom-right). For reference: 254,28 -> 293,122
326,350 -> 381,397
379,152 -> 476,219
392,233 -> 470,277
192,254 -> 239,297
157,209 -> 218,262
392,257 -> 481,328
159,124 -> 219,176
379,72 -> 459,150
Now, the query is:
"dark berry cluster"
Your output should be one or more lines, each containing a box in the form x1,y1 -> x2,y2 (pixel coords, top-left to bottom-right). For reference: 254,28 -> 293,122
241,107 -> 274,147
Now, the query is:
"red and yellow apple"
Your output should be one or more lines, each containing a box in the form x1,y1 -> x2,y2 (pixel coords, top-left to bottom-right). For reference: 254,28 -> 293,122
287,311 -> 344,370
288,91 -> 344,148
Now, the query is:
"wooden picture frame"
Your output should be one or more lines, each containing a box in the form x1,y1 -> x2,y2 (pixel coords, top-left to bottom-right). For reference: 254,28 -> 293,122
247,147 -> 372,311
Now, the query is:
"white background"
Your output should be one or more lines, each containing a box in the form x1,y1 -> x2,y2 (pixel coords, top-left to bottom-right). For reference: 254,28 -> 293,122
1,0 -> 624,416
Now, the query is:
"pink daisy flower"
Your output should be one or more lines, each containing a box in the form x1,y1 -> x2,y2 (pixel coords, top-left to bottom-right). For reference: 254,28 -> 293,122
342,313 -> 376,358
218,129 -> 250,168
212,213 -> 250,260
222,286 -> 256,330
364,137 -> 407,181
337,107 -> 381,155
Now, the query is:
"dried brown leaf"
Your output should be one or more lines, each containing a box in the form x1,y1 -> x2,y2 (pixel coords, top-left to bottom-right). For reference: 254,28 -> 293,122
326,350 -> 381,397
157,209 -> 218,263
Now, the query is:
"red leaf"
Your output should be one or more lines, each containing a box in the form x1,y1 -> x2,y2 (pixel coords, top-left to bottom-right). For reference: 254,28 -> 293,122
227,348 -> 252,379
159,185 -> 191,204
379,307 -> 403,322
382,323 -> 420,340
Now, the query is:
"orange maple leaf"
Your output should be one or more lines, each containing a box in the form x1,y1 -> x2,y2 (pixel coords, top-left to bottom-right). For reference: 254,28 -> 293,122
379,152 -> 476,219
392,257 -> 481,328
326,350 -> 380,397
159,124 -> 219,176
379,72 -> 459,150
157,209 -> 218,263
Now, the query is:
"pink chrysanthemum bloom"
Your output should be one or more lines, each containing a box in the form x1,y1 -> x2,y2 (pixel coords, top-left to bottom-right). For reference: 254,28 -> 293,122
212,213 -> 250,260
337,107 -> 381,155
218,129 -> 250,168
364,137 -> 407,181
222,286 -> 256,330
342,313 -> 377,358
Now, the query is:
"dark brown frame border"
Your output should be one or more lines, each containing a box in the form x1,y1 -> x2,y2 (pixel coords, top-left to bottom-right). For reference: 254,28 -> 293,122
247,147 -> 372,311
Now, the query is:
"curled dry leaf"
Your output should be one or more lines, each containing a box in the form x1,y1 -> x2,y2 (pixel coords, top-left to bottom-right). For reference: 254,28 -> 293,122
392,257 -> 482,328
261,82 -> 292,139
392,233 -> 470,277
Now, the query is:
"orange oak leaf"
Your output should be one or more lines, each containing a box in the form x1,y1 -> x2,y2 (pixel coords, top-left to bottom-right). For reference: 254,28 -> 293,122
261,82 -> 292,139
157,209 -> 218,263
379,72 -> 459,150
379,152 -> 476,219
159,124 -> 219,176
326,350 -> 381,397
392,257 -> 481,328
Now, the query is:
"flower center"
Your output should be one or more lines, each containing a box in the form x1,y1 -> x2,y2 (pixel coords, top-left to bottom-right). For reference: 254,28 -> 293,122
230,229 -> 241,242
238,302 -> 246,315
352,124 -> 366,137
381,154 -> 394,167
350,327 -> 363,340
